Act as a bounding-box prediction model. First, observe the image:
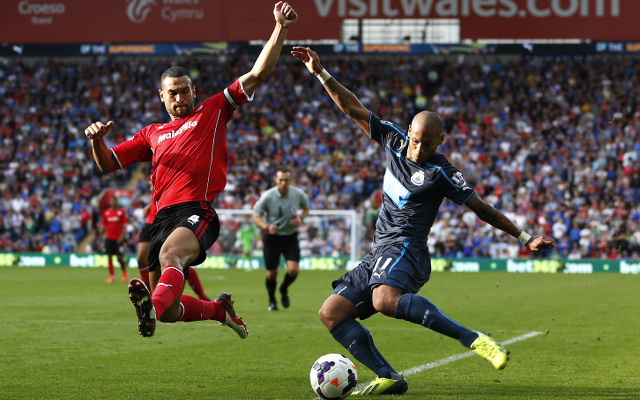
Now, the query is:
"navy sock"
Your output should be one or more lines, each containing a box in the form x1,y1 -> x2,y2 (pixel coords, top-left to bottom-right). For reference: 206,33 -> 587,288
395,293 -> 478,348
330,317 -> 397,378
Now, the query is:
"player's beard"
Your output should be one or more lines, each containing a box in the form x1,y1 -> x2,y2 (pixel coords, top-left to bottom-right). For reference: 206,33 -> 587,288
170,102 -> 193,118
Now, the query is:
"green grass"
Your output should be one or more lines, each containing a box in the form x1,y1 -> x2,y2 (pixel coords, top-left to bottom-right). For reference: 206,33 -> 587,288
1,267 -> 639,399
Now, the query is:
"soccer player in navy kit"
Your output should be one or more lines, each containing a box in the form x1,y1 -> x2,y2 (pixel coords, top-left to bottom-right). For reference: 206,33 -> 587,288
292,47 -> 556,395
84,2 -> 298,339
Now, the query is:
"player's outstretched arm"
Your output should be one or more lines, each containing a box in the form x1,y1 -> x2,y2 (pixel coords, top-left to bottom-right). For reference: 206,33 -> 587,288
85,120 -> 120,173
292,46 -> 371,136
240,2 -> 297,97
465,192 -> 556,251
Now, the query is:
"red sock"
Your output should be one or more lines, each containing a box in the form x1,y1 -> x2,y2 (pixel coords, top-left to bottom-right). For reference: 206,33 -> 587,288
178,295 -> 225,322
151,266 -> 184,318
107,257 -> 114,277
119,258 -> 127,272
138,264 -> 151,289
187,268 -> 209,301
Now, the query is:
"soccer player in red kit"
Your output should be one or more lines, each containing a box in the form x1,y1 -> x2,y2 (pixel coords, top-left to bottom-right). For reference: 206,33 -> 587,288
136,200 -> 211,301
85,2 -> 297,339
101,196 -> 128,283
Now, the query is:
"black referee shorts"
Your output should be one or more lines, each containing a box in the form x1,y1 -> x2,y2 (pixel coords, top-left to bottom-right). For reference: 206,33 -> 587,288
148,201 -> 220,277
262,232 -> 300,270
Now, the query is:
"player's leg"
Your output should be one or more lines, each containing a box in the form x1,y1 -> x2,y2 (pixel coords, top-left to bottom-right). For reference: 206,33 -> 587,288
266,267 -> 278,311
375,245 -> 477,344
393,288 -> 507,369
263,233 -> 280,311
319,284 -> 407,395
117,250 -> 128,282
279,234 -> 300,308
186,267 -> 210,301
153,209 -> 246,334
280,260 -> 298,308
136,238 -> 151,289
106,254 -> 115,282
129,204 -> 246,338
105,239 -> 116,283
153,227 -> 200,322
383,245 -> 507,369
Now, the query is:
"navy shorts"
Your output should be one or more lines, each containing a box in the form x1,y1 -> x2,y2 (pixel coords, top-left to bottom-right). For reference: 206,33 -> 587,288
262,232 -> 300,270
148,201 -> 220,278
331,242 -> 432,320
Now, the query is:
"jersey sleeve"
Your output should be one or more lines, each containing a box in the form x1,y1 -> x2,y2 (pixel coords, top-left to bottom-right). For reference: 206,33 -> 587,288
300,190 -> 310,209
369,113 -> 406,147
111,128 -> 153,169
223,79 -> 253,110
436,156 -> 476,205
253,192 -> 268,216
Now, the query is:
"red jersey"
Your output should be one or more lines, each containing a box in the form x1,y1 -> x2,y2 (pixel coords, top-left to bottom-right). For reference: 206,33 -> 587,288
102,207 -> 128,240
146,200 -> 157,225
112,79 -> 251,211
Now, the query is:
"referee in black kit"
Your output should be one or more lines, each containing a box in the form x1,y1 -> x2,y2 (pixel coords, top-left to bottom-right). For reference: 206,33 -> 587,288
253,167 -> 310,311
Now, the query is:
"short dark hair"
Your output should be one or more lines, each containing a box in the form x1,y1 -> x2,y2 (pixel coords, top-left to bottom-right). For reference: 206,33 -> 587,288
276,166 -> 291,175
160,65 -> 192,84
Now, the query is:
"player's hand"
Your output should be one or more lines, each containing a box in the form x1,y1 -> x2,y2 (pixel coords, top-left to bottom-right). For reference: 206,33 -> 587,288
85,121 -> 114,140
142,204 -> 151,218
291,46 -> 324,75
267,224 -> 279,235
289,215 -> 301,227
526,234 -> 556,251
274,2 -> 297,29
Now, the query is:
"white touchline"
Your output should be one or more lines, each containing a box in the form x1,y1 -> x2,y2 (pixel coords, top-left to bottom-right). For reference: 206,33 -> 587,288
360,331 -> 544,392
401,331 -> 543,376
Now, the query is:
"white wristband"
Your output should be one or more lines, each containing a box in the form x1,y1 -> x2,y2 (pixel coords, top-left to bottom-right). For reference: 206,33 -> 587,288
518,230 -> 532,246
316,69 -> 332,84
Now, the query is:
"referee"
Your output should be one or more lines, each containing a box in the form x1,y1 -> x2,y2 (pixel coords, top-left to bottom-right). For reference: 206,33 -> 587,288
253,167 -> 310,311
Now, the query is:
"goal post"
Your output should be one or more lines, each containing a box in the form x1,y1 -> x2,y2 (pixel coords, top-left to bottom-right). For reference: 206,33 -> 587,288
215,208 -> 361,270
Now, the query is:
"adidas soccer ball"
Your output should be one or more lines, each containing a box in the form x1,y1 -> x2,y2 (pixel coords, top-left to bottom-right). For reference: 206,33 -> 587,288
310,353 -> 358,400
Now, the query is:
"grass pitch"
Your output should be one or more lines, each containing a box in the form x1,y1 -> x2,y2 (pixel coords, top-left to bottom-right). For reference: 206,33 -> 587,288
1,266 -> 638,399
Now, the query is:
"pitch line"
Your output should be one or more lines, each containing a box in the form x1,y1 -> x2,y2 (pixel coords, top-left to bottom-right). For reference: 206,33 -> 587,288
401,331 -> 543,376
312,331 -> 542,400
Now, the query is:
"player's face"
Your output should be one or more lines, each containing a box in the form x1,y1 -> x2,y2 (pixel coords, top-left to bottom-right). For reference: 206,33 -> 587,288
159,76 -> 196,120
275,171 -> 291,196
407,125 -> 444,164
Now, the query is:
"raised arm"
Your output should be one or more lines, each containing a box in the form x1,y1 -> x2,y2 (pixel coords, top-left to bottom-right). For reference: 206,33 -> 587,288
291,46 -> 372,136
465,192 -> 556,251
85,120 -> 121,173
240,2 -> 297,96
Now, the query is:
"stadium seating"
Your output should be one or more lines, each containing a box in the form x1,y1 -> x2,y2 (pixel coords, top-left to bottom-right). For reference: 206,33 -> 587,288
0,54 -> 638,259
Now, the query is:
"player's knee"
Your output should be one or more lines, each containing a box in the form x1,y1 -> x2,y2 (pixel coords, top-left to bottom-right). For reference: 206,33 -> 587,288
371,294 -> 396,317
158,250 -> 186,269
318,304 -> 336,329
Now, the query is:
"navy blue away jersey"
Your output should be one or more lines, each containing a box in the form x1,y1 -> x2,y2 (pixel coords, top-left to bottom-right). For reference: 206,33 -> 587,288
369,113 -> 475,250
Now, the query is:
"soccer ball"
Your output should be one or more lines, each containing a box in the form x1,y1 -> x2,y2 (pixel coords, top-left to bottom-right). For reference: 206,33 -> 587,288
309,353 -> 358,400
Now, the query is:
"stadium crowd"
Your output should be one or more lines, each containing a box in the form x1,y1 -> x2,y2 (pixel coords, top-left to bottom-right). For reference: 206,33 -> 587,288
0,52 -> 639,260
